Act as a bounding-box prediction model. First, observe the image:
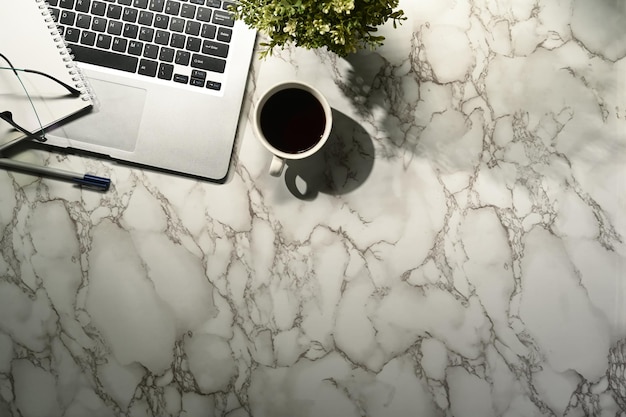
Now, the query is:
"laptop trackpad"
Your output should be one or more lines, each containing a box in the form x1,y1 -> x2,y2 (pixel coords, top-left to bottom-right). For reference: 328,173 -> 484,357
50,78 -> 146,152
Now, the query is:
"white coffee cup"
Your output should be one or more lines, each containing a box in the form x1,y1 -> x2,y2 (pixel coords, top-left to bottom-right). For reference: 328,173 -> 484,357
253,81 -> 333,176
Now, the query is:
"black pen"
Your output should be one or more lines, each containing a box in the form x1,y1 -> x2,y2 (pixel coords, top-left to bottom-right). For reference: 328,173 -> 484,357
0,157 -> 110,191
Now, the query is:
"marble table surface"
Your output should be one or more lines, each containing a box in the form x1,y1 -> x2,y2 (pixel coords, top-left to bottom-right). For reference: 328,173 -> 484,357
1,0 -> 625,416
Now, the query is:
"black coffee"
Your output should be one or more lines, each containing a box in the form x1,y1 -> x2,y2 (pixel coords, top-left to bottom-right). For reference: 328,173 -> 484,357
260,88 -> 326,154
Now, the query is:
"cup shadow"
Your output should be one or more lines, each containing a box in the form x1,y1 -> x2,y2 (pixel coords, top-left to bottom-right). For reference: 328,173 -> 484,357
283,108 -> 375,200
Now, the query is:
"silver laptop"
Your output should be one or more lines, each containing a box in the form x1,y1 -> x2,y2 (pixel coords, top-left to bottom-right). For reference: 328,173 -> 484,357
45,0 -> 256,181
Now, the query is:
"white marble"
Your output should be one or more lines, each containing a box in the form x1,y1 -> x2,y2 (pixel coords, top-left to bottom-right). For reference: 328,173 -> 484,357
1,0 -> 625,416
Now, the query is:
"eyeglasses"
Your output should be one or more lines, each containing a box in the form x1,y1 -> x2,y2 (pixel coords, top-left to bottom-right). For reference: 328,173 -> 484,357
0,52 -> 110,191
0,51 -> 81,142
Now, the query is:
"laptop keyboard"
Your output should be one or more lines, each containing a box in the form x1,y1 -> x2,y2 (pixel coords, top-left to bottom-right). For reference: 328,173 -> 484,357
47,0 -> 237,91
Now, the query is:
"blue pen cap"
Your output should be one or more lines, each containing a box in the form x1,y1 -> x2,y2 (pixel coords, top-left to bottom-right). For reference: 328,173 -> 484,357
75,174 -> 111,191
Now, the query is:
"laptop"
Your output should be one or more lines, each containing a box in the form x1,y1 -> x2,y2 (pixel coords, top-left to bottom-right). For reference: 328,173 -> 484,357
45,0 -> 256,181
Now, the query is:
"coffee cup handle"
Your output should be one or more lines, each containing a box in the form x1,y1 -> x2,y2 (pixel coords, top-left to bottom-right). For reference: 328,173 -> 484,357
269,155 -> 285,176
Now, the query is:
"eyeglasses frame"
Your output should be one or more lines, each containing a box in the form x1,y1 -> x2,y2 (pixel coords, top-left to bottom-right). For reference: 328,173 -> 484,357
0,51 -> 82,143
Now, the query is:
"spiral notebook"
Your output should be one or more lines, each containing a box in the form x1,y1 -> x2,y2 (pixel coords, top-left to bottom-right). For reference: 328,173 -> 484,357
0,0 -> 94,144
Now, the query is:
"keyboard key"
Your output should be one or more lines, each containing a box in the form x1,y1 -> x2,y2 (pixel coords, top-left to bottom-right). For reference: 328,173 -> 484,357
175,50 -> 191,65
206,80 -> 221,90
196,7 -> 211,22
92,16 -> 107,32
118,0 -> 132,5
158,63 -> 174,80
112,37 -> 128,52
47,0 -> 60,6
138,10 -> 154,25
60,10 -> 76,25
185,36 -> 201,52
65,27 -> 81,42
205,0 -> 220,7
201,39 -> 228,58
222,1 -> 235,10
212,10 -> 233,27
149,0 -> 165,12
216,26 -> 231,42
139,27 -> 155,41
76,13 -> 91,28
107,20 -> 123,35
60,0 -> 75,9
180,3 -> 196,18
189,0 -> 203,4
75,0 -> 91,12
91,1 -> 106,15
173,74 -> 189,83
123,23 -> 139,38
170,33 -> 186,48
122,7 -> 138,22
128,40 -> 144,55
96,33 -> 112,48
155,30 -> 170,44
185,20 -> 200,36
138,59 -> 158,76
190,77 -> 204,87
200,23 -> 215,38
70,44 -> 138,72
190,53 -> 225,73
143,43 -> 159,58
107,4 -> 122,19
133,0 -> 149,8
154,14 -> 169,28
170,17 -> 185,32
80,30 -> 96,45
191,69 -> 206,80
159,47 -> 175,62
164,0 -> 181,15
69,43 -> 138,72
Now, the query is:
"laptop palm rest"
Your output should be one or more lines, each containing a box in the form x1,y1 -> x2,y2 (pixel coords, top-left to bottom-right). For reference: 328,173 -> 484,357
49,78 -> 146,152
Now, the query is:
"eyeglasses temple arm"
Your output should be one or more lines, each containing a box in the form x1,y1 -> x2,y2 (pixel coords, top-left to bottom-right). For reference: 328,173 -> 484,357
0,52 -> 81,96
21,69 -> 82,96
0,111 -> 46,142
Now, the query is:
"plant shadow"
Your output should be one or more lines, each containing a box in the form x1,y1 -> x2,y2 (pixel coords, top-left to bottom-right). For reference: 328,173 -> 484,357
336,48 -> 428,155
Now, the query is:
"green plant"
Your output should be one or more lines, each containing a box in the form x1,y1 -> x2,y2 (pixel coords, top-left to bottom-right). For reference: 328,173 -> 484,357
232,0 -> 406,58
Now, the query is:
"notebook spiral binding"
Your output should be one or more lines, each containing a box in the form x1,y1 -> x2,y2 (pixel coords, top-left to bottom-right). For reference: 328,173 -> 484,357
36,0 -> 97,105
